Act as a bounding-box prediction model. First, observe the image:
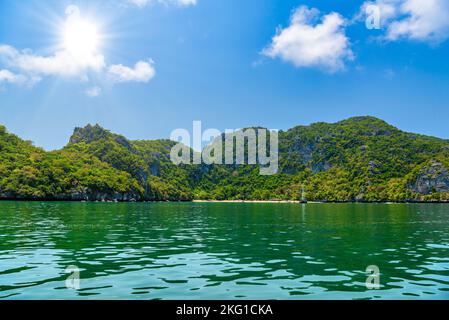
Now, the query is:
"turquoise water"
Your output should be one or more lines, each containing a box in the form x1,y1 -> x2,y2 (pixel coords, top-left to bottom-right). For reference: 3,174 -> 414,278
0,202 -> 448,300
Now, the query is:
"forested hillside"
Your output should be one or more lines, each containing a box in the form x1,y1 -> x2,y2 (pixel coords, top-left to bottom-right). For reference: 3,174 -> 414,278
1,116 -> 449,202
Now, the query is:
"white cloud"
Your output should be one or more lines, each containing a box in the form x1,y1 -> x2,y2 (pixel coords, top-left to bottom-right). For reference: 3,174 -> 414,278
0,69 -> 27,85
0,68 -> 40,87
361,0 -> 449,43
127,0 -> 197,8
0,43 -> 154,87
0,45 -> 105,78
108,60 -> 156,83
86,86 -> 102,97
388,0 -> 449,42
262,6 -> 354,73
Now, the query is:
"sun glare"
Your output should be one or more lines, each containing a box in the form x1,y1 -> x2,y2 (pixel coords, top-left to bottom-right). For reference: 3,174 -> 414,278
63,17 -> 100,59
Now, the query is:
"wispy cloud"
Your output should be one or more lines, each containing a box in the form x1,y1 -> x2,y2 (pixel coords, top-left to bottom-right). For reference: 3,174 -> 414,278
0,45 -> 105,78
86,86 -> 102,97
108,60 -> 156,83
262,6 -> 354,73
0,69 -> 27,85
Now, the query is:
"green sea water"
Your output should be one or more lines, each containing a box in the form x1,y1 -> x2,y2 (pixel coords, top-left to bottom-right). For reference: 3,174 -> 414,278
0,202 -> 448,300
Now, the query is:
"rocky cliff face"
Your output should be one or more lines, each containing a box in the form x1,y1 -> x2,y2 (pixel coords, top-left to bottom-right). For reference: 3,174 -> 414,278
0,192 -> 141,202
60,191 -> 140,202
409,161 -> 449,194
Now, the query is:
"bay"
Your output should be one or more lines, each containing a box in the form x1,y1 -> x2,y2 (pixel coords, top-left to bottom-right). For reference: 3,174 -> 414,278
0,202 -> 448,300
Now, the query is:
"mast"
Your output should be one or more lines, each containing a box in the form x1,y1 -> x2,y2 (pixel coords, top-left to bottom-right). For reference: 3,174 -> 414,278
301,185 -> 307,203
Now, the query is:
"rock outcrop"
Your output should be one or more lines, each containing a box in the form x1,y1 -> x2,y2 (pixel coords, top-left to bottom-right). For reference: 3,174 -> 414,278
409,161 -> 449,194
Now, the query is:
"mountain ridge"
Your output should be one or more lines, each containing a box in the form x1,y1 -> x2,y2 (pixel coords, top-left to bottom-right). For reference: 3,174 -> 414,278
1,116 -> 449,202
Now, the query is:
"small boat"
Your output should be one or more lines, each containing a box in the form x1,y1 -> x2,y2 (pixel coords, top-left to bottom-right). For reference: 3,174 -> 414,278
300,186 -> 308,203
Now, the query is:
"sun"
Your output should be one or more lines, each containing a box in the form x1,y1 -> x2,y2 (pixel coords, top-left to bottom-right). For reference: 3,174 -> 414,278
62,9 -> 100,59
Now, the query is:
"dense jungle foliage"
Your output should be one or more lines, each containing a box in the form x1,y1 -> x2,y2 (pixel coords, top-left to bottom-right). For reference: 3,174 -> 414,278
1,116 -> 449,202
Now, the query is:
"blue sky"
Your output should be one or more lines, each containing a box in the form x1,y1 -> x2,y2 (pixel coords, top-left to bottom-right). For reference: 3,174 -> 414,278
1,0 -> 449,150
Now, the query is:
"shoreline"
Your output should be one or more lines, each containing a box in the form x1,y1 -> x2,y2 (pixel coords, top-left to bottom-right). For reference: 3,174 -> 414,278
193,200 -> 449,204
0,199 -> 448,204
193,200 -> 311,204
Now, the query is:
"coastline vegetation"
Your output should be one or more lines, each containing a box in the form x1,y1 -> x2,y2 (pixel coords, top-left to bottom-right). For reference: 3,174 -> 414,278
1,116 -> 449,202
